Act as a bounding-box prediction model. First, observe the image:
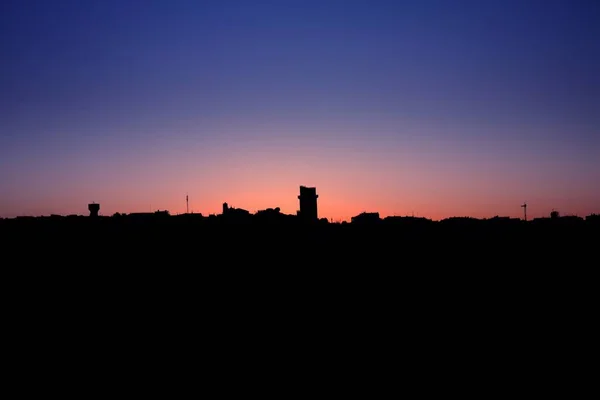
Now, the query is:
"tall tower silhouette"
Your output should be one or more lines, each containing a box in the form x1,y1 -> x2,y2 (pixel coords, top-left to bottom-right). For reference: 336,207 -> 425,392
298,186 -> 318,221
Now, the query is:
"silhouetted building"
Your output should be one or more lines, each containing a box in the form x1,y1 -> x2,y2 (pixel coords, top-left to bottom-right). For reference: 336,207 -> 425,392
383,215 -> 433,227
351,212 -> 380,224
586,214 -> 599,222
222,202 -> 250,218
128,210 -> 170,219
88,203 -> 100,218
256,207 -> 281,216
297,186 -> 318,221
256,207 -> 292,223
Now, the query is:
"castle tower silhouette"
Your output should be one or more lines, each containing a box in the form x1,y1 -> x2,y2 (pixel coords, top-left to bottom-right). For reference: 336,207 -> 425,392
297,186 -> 318,221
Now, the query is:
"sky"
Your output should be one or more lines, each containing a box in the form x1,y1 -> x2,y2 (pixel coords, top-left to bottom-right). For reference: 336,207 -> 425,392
1,0 -> 599,221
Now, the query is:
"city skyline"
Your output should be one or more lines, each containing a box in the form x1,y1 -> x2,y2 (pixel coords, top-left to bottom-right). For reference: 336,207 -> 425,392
1,0 -> 599,220
1,183 -> 596,222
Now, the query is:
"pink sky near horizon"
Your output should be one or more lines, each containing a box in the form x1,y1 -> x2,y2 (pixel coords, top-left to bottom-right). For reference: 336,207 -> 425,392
2,122 -> 598,221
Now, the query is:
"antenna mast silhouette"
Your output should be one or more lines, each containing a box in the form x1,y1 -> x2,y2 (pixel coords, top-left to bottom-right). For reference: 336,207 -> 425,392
186,194 -> 189,214
521,202 -> 527,221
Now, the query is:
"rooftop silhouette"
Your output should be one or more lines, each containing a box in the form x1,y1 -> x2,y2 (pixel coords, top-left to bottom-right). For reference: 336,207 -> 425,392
2,184 -> 598,225
2,185 -> 597,250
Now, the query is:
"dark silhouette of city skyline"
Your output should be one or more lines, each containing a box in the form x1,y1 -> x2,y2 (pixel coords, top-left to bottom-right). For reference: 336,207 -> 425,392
3,184 -> 595,271
1,184 -> 598,224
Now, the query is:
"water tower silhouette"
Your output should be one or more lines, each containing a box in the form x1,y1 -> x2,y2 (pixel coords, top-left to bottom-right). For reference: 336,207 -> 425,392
88,202 -> 100,218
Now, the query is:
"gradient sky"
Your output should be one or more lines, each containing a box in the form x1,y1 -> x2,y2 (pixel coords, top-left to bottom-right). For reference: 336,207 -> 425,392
1,0 -> 599,221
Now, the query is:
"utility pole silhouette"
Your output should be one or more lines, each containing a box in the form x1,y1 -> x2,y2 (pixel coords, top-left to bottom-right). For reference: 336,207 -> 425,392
186,194 -> 189,214
521,202 -> 527,221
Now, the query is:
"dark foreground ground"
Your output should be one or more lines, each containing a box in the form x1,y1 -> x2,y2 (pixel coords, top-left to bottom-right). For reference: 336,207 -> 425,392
3,214 -> 596,317
2,214 -> 596,378
2,214 -> 597,264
